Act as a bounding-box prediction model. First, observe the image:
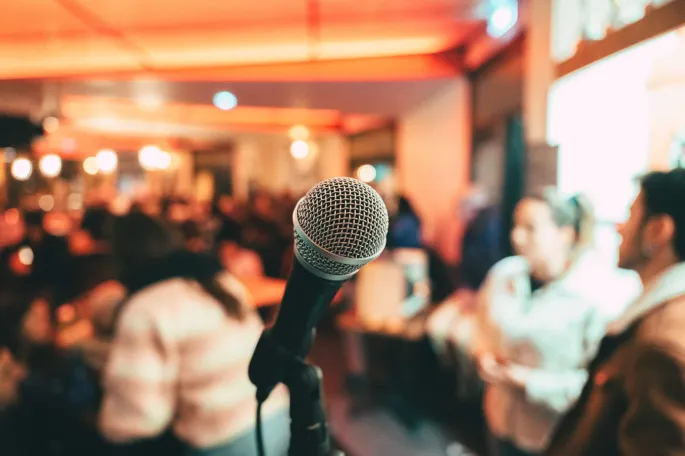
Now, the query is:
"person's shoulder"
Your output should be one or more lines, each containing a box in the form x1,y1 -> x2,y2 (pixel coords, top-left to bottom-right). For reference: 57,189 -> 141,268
489,256 -> 527,278
120,279 -> 192,322
478,256 -> 526,292
638,295 -> 685,350
215,271 -> 254,305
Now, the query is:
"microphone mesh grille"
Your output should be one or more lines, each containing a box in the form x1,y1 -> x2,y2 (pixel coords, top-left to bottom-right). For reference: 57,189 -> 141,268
294,231 -> 363,277
296,177 -> 389,262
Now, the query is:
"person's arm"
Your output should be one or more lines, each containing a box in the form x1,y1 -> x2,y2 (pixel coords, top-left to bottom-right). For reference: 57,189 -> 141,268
98,304 -> 177,442
507,365 -> 589,414
469,270 -> 511,384
507,305 -> 607,413
470,271 -> 495,357
619,343 -> 685,456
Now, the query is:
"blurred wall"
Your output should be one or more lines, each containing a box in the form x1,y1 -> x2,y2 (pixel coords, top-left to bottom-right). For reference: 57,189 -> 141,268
232,133 -> 350,200
525,0 -> 554,144
396,78 -> 471,264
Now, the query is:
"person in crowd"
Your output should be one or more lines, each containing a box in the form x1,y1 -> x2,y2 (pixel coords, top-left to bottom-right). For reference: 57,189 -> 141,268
180,220 -> 208,253
161,196 -> 192,225
387,195 -> 422,249
460,188 -> 505,291
8,210 -> 71,301
63,205 -> 125,371
216,222 -> 264,280
242,191 -> 288,278
547,169 -> 685,456
99,212 -> 288,456
471,189 -> 637,456
0,346 -> 26,456
66,205 -> 122,308
0,290 -> 103,456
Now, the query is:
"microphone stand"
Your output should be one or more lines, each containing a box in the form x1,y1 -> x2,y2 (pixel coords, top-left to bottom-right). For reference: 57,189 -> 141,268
252,330 -> 343,456
283,356 -> 343,456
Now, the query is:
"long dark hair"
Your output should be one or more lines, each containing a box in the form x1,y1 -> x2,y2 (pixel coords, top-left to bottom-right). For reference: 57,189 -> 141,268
111,212 -> 247,320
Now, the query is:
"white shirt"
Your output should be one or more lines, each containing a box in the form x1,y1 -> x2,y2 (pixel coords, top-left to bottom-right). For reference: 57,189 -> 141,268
472,254 -> 640,451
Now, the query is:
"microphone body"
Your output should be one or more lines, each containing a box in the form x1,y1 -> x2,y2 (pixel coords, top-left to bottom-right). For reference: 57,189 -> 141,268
270,259 -> 343,357
248,177 -> 389,399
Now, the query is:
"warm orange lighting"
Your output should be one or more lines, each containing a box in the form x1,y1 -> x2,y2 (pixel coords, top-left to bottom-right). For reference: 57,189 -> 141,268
289,125 -> 309,140
0,14 -> 468,80
83,157 -> 98,175
57,305 -> 77,324
38,195 -> 54,211
107,53 -> 464,82
43,116 -> 60,133
318,37 -> 450,60
139,145 -> 172,171
4,208 -> 20,224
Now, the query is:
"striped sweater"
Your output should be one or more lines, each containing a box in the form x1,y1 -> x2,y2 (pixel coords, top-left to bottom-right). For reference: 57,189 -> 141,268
98,273 -> 288,448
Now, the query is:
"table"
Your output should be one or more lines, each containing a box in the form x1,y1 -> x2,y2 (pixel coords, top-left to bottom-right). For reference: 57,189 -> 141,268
242,276 -> 287,308
336,310 -> 430,429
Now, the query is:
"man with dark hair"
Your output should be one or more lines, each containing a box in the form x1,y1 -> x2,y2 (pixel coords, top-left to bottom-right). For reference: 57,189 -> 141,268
547,168 -> 685,456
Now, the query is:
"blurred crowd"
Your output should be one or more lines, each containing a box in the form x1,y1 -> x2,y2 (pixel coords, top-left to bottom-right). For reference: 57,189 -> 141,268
3,167 -> 677,456
0,190 -> 302,456
0,184 -> 505,456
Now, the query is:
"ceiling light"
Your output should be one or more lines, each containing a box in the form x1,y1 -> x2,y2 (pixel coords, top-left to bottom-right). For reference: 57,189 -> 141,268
38,195 -> 54,211
18,246 -> 33,266
137,93 -> 163,110
139,145 -> 160,170
11,158 -> 32,181
289,125 -> 310,140
83,157 -> 98,175
290,140 -> 309,159
213,91 -> 238,111
43,116 -> 60,134
356,164 -> 377,183
487,0 -> 518,38
96,149 -> 118,174
39,154 -> 62,178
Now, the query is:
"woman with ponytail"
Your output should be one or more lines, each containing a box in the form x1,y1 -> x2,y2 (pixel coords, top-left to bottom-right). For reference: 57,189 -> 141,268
470,189 -> 638,456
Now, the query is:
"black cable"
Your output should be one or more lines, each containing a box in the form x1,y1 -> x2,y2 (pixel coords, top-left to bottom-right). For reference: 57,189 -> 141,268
256,399 -> 266,456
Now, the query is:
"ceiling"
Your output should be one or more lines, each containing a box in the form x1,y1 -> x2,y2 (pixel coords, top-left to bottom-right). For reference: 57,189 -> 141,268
0,0 -> 521,152
0,0 -> 486,78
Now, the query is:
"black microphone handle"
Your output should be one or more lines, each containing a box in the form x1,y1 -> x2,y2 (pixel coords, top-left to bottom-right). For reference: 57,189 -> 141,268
248,258 -> 345,398
270,258 -> 344,357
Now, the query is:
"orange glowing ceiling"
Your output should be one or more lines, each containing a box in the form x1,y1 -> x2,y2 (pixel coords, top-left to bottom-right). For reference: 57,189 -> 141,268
0,0 -> 526,149
0,0 -> 486,79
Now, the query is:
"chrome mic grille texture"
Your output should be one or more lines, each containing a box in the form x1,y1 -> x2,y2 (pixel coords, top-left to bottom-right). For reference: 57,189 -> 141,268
294,231 -> 363,277
294,177 -> 389,278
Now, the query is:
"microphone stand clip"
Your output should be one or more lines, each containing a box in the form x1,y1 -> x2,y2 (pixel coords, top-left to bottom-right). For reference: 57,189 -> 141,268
252,330 -> 344,456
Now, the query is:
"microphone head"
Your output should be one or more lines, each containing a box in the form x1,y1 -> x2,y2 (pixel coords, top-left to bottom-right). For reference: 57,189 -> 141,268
293,177 -> 389,280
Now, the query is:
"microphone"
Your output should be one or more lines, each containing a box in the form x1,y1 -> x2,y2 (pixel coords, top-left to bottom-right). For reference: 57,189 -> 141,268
248,177 -> 389,399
